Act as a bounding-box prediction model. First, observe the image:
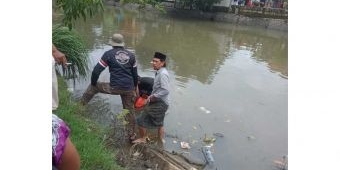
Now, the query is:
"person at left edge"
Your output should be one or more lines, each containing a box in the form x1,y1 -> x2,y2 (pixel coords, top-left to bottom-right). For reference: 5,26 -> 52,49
81,33 -> 139,141
52,44 -> 67,111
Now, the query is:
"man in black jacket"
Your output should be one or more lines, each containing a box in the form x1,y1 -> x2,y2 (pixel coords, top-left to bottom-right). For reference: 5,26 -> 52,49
81,33 -> 139,141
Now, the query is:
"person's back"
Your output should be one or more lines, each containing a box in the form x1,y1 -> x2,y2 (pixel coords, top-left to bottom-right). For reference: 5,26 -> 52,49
100,47 -> 137,90
52,44 -> 67,111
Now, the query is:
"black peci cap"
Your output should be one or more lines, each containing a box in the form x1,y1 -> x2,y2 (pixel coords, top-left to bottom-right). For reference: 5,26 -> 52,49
154,52 -> 166,61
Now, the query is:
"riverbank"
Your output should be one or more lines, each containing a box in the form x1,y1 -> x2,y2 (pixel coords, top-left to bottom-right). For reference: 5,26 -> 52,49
166,8 -> 288,31
53,76 -> 123,170
57,76 -> 203,169
119,3 -> 287,31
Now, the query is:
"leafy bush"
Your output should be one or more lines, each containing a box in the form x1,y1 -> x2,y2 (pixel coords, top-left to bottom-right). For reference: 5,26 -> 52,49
52,25 -> 89,79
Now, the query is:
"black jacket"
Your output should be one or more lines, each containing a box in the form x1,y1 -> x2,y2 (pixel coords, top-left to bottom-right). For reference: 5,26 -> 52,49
91,47 -> 138,90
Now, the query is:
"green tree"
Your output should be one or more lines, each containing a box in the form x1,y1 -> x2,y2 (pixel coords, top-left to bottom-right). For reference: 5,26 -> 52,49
53,0 -> 104,29
53,0 -> 104,78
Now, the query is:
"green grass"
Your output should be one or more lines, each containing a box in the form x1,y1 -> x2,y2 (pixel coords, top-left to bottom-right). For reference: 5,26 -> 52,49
54,77 -> 124,170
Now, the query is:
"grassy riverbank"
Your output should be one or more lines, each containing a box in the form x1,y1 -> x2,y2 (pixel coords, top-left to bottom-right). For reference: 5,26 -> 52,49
53,77 -> 123,170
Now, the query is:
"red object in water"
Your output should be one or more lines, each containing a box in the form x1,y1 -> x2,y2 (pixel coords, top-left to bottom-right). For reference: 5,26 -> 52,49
135,97 -> 146,108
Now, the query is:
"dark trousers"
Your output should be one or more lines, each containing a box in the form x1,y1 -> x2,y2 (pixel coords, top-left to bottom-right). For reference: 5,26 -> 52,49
81,82 -> 136,134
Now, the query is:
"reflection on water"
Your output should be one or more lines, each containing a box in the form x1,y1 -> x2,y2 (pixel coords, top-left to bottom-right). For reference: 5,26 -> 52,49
59,6 -> 288,170
70,6 -> 287,83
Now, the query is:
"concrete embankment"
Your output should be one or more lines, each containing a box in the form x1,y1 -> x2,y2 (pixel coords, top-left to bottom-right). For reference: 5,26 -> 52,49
120,3 -> 287,31
165,8 -> 287,31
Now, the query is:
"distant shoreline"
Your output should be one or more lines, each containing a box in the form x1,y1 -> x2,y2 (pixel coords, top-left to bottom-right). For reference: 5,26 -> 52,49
165,8 -> 288,31
118,2 -> 288,32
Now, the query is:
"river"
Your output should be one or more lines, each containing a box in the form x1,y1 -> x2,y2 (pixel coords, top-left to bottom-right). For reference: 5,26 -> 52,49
59,6 -> 288,170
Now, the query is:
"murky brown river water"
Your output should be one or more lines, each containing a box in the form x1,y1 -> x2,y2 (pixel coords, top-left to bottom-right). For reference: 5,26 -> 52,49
56,6 -> 287,170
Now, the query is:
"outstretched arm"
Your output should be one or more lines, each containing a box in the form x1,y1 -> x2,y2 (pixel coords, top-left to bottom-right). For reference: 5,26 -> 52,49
91,61 -> 106,86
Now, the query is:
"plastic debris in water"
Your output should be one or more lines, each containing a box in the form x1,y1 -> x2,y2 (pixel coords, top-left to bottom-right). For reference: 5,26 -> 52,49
199,106 -> 211,114
180,141 -> 191,149
247,135 -> 256,140
192,126 -> 197,130
202,146 -> 215,166
273,155 -> 288,170
199,106 -> 206,111
203,134 -> 216,144
213,133 -> 224,138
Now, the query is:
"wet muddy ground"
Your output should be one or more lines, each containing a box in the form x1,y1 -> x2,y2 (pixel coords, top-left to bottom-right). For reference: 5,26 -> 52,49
103,119 -> 205,170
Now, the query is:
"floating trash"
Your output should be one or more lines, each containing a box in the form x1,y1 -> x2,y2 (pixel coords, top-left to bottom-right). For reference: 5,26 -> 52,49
199,106 -> 211,114
224,119 -> 231,123
213,133 -> 224,138
202,146 -> 215,167
192,126 -> 197,130
173,140 -> 178,144
180,141 -> 191,149
247,135 -> 256,140
273,155 -> 288,170
203,135 -> 216,144
165,133 -> 178,139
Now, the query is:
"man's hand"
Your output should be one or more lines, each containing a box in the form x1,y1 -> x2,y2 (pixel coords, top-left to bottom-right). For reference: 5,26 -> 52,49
135,86 -> 140,98
52,44 -> 67,68
146,95 -> 156,104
